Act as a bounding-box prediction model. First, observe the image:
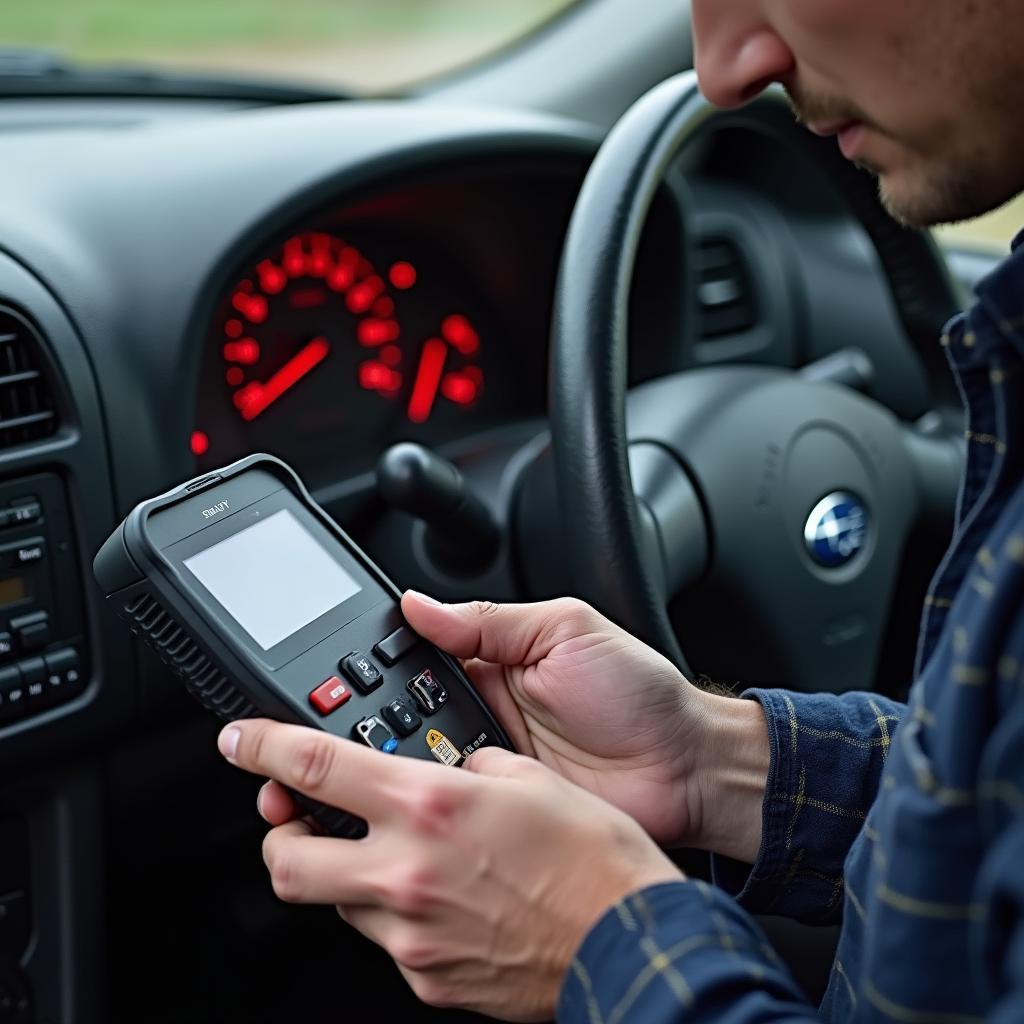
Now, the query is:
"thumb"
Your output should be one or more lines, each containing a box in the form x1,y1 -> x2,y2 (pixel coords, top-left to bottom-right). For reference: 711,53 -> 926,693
401,591 -> 581,666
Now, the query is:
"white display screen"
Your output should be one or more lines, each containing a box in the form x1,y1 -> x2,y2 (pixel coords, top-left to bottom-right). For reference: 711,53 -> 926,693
183,508 -> 361,651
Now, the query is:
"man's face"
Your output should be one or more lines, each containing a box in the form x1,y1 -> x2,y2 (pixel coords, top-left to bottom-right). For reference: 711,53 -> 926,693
691,0 -> 1024,228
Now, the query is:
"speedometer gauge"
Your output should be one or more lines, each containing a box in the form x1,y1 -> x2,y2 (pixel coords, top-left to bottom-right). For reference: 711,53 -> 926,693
222,232 -> 408,426
194,229 -> 494,485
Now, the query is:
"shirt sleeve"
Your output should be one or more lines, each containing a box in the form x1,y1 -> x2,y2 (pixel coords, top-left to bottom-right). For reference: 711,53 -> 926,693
558,880 -> 819,1024
712,689 -> 905,925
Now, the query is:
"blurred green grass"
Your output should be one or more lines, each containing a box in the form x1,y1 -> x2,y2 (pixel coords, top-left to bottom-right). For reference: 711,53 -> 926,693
3,0 -> 569,59
3,0 -> 1022,252
936,195 -> 1024,254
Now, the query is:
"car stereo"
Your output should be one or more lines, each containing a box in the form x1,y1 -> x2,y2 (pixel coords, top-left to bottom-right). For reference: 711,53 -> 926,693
93,454 -> 510,837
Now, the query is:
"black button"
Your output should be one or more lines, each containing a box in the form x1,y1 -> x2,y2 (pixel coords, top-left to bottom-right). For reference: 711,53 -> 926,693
0,667 -> 25,725
372,626 -> 416,667
340,652 -> 383,694
9,500 -> 41,526
18,658 -> 45,711
0,633 -> 14,659
17,622 -> 50,652
43,648 -> 82,707
0,890 -> 29,956
15,543 -> 45,565
11,612 -> 49,652
381,697 -> 421,738
406,669 -> 448,716
10,611 -> 46,632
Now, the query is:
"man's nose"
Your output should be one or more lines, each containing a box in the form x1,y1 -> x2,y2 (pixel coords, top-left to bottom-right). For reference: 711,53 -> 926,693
692,2 -> 795,109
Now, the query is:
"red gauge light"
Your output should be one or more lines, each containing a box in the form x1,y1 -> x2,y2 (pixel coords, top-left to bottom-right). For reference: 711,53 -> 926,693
347,276 -> 385,315
407,339 -> 448,424
327,265 -> 355,292
441,371 -> 479,406
190,431 -> 210,456
359,360 -> 402,393
389,262 -> 417,290
224,318 -> 244,339
226,367 -> 244,387
223,339 -> 261,365
257,260 -> 287,294
373,296 -> 395,318
442,314 -> 479,356
357,319 -> 400,347
234,336 -> 330,422
380,344 -> 402,367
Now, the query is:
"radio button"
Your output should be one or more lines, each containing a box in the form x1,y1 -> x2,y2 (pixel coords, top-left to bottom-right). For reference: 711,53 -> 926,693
382,697 -> 421,738
43,648 -> 83,704
0,633 -> 14,659
0,666 -> 24,724
309,676 -> 351,716
340,652 -> 383,694
15,542 -> 45,565
9,500 -> 41,526
19,658 -> 46,711
372,626 -> 416,667
11,612 -> 50,652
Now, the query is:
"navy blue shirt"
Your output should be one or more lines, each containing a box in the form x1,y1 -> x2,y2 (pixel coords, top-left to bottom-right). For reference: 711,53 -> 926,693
559,238 -> 1024,1023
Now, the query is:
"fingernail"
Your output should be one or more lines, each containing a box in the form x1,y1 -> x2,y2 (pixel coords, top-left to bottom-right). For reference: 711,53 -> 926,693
406,589 -> 442,606
218,727 -> 241,762
256,783 -> 268,818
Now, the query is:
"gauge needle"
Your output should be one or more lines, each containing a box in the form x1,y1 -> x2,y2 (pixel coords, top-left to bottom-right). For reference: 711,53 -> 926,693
407,338 -> 448,424
236,336 -> 330,422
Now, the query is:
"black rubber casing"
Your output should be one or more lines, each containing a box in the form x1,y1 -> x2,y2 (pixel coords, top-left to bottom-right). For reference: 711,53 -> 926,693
93,453 -> 511,838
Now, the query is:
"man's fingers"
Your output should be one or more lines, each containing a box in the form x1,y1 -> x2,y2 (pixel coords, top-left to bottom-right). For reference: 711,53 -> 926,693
258,780 -> 297,825
262,823 -> 372,905
401,591 -> 599,666
219,719 -> 405,818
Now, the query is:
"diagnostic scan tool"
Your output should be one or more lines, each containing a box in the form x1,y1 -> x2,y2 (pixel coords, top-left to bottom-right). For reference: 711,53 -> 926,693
93,454 -> 510,837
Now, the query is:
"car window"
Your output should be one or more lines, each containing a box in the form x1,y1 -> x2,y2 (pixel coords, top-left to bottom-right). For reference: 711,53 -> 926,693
4,0 -> 578,94
934,194 -> 1024,255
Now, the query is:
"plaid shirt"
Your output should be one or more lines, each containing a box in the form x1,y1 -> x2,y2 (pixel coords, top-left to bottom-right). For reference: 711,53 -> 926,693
558,237 -> 1024,1024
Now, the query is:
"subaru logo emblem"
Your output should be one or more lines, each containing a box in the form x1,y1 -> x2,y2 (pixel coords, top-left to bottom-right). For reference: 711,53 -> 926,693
804,492 -> 869,568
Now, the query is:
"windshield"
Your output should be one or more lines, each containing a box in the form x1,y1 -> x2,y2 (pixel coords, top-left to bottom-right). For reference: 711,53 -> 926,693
4,0 -> 576,94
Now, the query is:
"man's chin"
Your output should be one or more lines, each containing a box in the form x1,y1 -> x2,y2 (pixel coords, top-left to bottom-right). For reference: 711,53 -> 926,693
877,165 -> 1023,230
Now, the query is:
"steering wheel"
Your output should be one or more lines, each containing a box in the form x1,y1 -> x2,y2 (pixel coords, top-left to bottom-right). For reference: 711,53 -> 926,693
549,71 -> 963,689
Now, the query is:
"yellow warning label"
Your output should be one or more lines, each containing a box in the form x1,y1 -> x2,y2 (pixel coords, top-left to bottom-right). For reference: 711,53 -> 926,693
426,728 -> 461,767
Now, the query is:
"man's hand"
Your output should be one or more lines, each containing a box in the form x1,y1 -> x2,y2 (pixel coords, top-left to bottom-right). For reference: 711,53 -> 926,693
400,593 -> 770,857
219,720 -> 683,1022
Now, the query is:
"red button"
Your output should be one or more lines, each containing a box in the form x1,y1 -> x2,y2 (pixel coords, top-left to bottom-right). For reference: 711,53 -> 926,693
309,676 -> 351,715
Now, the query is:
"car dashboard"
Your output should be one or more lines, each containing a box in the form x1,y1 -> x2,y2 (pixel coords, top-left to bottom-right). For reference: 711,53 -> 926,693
0,94 -> 974,1022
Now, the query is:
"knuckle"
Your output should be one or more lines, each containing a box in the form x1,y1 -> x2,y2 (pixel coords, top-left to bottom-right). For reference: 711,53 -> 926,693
410,780 -> 464,830
390,933 -> 438,972
267,849 -> 302,903
469,599 -> 502,621
553,596 -> 598,629
410,973 -> 456,1009
389,863 -> 438,916
290,734 -> 337,793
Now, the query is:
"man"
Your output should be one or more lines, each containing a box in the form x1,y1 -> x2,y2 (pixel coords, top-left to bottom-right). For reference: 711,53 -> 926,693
215,1 -> 1024,1020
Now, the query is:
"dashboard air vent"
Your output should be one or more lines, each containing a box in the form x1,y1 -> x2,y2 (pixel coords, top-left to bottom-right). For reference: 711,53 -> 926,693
696,236 -> 758,339
0,309 -> 57,449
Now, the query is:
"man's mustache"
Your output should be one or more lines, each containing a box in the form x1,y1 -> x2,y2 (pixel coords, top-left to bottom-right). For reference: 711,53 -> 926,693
785,86 -> 871,131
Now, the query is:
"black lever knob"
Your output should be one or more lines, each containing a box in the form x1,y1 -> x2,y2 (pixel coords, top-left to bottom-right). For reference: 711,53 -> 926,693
376,443 -> 500,573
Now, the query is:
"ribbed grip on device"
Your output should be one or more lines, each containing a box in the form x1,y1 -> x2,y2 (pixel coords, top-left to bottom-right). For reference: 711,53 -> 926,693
117,586 -> 369,840
121,589 -> 258,721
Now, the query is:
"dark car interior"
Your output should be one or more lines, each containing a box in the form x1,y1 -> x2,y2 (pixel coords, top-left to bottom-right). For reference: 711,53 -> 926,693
0,0 -> 1008,1020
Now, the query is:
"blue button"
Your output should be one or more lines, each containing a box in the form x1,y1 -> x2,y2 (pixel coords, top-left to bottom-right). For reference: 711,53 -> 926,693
382,738 -> 399,754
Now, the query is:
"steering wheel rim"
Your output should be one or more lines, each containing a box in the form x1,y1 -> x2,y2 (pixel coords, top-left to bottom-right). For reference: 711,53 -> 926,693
549,71 -> 963,674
